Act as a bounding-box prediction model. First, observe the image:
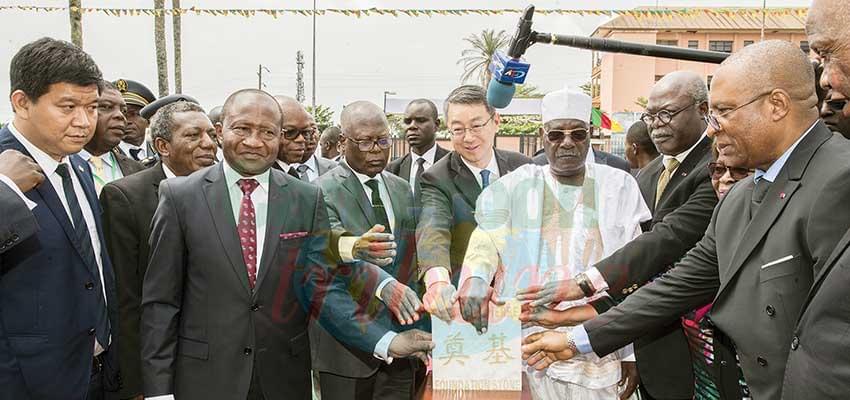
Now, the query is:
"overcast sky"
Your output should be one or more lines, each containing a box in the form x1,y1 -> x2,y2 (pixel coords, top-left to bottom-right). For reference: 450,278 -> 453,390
0,0 -> 811,122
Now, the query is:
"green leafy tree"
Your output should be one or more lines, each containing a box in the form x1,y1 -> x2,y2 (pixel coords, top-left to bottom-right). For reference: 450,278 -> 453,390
515,84 -> 543,99
458,29 -> 510,87
306,104 -> 334,132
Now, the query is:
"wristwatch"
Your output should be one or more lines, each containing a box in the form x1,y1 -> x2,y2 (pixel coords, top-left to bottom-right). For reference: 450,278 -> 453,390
575,272 -> 596,298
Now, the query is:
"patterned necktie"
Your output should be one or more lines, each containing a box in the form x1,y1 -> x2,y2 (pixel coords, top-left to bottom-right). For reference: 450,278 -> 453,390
750,179 -> 771,219
365,179 -> 392,234
89,155 -> 105,194
655,158 -> 680,207
237,179 -> 260,289
413,157 -> 426,195
480,169 -> 491,189
296,164 -> 310,181
55,163 -> 110,345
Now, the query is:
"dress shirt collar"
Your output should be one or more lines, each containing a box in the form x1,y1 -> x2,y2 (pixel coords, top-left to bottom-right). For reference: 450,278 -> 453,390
461,149 -> 499,182
222,160 -> 270,194
410,144 -> 438,166
161,162 -> 177,179
276,160 -> 291,171
662,132 -> 707,168
351,167 -> 386,189
78,149 -> 117,169
8,121 -> 64,176
755,120 -> 817,183
302,154 -> 318,172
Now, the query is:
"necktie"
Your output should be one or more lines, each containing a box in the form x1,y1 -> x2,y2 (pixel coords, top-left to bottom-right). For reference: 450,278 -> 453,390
365,179 -> 392,234
480,169 -> 491,189
655,158 -> 680,207
237,179 -> 260,289
413,157 -> 426,195
286,166 -> 301,180
296,164 -> 310,181
89,155 -> 105,194
55,163 -> 110,345
129,148 -> 142,161
750,179 -> 771,219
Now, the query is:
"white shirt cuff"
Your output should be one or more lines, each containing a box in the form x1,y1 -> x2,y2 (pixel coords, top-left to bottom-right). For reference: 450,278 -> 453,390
375,277 -> 396,301
616,343 -> 635,362
373,331 -> 397,364
571,325 -> 595,355
424,267 -> 451,288
145,396 -> 175,400
584,267 -> 609,293
338,236 -> 358,262
0,174 -> 36,210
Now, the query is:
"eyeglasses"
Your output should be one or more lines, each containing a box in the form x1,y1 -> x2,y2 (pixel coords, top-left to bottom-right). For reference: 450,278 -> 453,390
544,128 -> 589,144
282,127 -> 315,141
450,114 -> 494,137
641,102 -> 697,126
704,92 -> 772,131
348,137 -> 391,152
708,162 -> 753,180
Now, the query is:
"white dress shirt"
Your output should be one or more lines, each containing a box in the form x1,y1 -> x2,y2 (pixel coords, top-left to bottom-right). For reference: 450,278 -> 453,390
409,144 -> 438,192
8,122 -> 108,354
119,140 -> 150,161
77,149 -> 124,188
297,154 -> 320,182
223,160 -> 270,273
161,162 -> 177,179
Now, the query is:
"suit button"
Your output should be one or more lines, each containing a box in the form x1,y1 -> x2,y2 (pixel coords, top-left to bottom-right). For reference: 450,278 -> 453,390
85,282 -> 95,290
757,357 -> 768,367
88,327 -> 96,336
243,347 -> 252,355
720,360 -> 728,366
250,304 -> 260,312
791,337 -> 800,350
11,234 -> 19,242
765,305 -> 776,317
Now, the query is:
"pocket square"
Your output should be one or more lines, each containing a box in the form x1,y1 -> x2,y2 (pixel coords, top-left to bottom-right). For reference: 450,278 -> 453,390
280,231 -> 309,240
760,255 -> 794,269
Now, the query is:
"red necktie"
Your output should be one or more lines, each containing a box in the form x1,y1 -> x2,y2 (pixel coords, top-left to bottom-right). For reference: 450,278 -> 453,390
237,178 -> 260,289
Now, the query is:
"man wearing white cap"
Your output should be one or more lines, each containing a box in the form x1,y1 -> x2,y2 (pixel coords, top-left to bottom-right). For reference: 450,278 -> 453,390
456,86 -> 647,399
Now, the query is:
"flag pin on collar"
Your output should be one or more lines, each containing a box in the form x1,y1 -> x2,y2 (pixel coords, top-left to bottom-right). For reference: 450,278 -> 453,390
779,192 -> 786,199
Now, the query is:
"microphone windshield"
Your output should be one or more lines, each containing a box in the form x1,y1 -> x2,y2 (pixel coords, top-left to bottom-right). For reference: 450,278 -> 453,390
487,78 -> 516,109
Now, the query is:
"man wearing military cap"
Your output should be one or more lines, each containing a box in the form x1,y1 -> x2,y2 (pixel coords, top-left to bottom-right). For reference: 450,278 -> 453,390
114,79 -> 156,162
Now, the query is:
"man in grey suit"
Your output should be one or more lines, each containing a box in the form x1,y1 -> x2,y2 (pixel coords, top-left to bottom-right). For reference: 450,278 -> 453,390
141,89 -> 433,400
0,149 -> 42,254
521,40 -> 850,400
313,101 -> 426,400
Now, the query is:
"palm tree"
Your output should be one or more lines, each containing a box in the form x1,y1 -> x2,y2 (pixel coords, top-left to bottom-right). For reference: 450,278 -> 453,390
154,0 -> 169,96
69,0 -> 82,48
515,84 -> 542,98
457,29 -> 510,87
172,0 -> 182,93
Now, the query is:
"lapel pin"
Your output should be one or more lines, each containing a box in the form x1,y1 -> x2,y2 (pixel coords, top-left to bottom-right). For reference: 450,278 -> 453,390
779,192 -> 786,199
681,172 -> 688,177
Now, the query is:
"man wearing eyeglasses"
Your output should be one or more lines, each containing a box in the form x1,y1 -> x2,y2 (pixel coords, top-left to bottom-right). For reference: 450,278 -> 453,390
516,71 -> 716,400
522,40 -> 850,400
272,96 -> 335,182
417,84 -> 531,322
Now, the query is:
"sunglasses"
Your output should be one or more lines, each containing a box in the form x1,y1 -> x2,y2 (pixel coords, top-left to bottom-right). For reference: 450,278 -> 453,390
282,128 -> 316,141
708,162 -> 753,180
544,128 -> 589,144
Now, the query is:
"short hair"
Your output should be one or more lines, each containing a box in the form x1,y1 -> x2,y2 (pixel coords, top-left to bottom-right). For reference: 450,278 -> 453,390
10,37 -> 102,102
149,101 -> 206,143
408,98 -> 439,121
320,125 -> 341,144
100,80 -> 118,93
443,85 -> 494,118
627,120 -> 658,154
684,78 -> 709,105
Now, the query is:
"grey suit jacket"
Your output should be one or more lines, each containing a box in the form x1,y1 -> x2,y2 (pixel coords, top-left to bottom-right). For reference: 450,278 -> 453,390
313,154 -> 338,178
141,164 -> 390,400
0,181 -> 36,255
584,122 -> 850,400
311,163 -> 421,378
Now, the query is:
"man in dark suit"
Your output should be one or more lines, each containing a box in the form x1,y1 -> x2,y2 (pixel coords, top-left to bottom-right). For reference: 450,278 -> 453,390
0,37 -> 119,400
141,89 -> 433,400
79,81 -> 144,194
272,96 -> 336,181
385,99 -> 450,201
313,101 -> 426,400
100,101 -> 217,400
300,114 -> 338,180
624,120 -> 660,173
521,40 -> 850,400
518,71 -> 717,400
418,85 -> 531,322
532,146 -> 631,173
114,79 -> 157,164
0,150 -> 42,255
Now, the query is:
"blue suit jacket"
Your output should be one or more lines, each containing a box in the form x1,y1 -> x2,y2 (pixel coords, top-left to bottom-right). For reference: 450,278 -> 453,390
0,127 -> 119,400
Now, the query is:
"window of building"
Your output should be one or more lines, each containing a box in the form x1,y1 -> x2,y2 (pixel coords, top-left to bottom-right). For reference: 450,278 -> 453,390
656,39 -> 678,47
743,40 -> 755,47
655,75 -> 665,82
688,40 -> 699,49
800,41 -> 811,53
709,40 -> 734,53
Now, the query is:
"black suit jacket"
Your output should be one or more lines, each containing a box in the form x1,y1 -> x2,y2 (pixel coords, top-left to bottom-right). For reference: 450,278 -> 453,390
587,136 -> 715,398
0,181 -> 37,255
533,149 -> 631,173
385,145 -> 450,182
141,164 -> 390,400
99,162 -> 167,399
584,123 -> 850,400
112,148 -> 145,177
417,149 -> 531,283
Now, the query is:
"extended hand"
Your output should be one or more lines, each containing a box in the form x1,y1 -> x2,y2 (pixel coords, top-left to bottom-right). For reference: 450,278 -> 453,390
380,279 -> 424,325
519,303 -> 597,329
521,331 -> 576,370
458,277 -> 504,334
0,150 -> 43,192
516,278 -> 584,307
423,281 -> 457,322
619,361 -> 640,400
352,225 -> 396,266
388,329 -> 435,364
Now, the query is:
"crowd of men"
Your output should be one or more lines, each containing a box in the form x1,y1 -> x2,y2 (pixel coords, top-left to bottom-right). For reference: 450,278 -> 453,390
2,0 -> 850,399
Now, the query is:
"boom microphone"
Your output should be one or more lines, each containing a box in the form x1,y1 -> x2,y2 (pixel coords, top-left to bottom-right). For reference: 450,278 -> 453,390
486,5 -> 535,109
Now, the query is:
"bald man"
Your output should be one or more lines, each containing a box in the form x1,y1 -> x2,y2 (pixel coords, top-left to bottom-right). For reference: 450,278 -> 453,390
272,96 -> 336,182
520,40 -> 850,400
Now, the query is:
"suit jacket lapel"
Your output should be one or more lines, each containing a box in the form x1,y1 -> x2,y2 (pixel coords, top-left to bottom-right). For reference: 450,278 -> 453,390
719,123 -> 831,296
450,153 -> 482,208
254,170 -> 290,293
339,164 -> 377,226
202,165 -> 251,293
656,136 -> 711,209
383,172 -> 411,233
641,160 -> 663,214
400,155 -> 412,182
